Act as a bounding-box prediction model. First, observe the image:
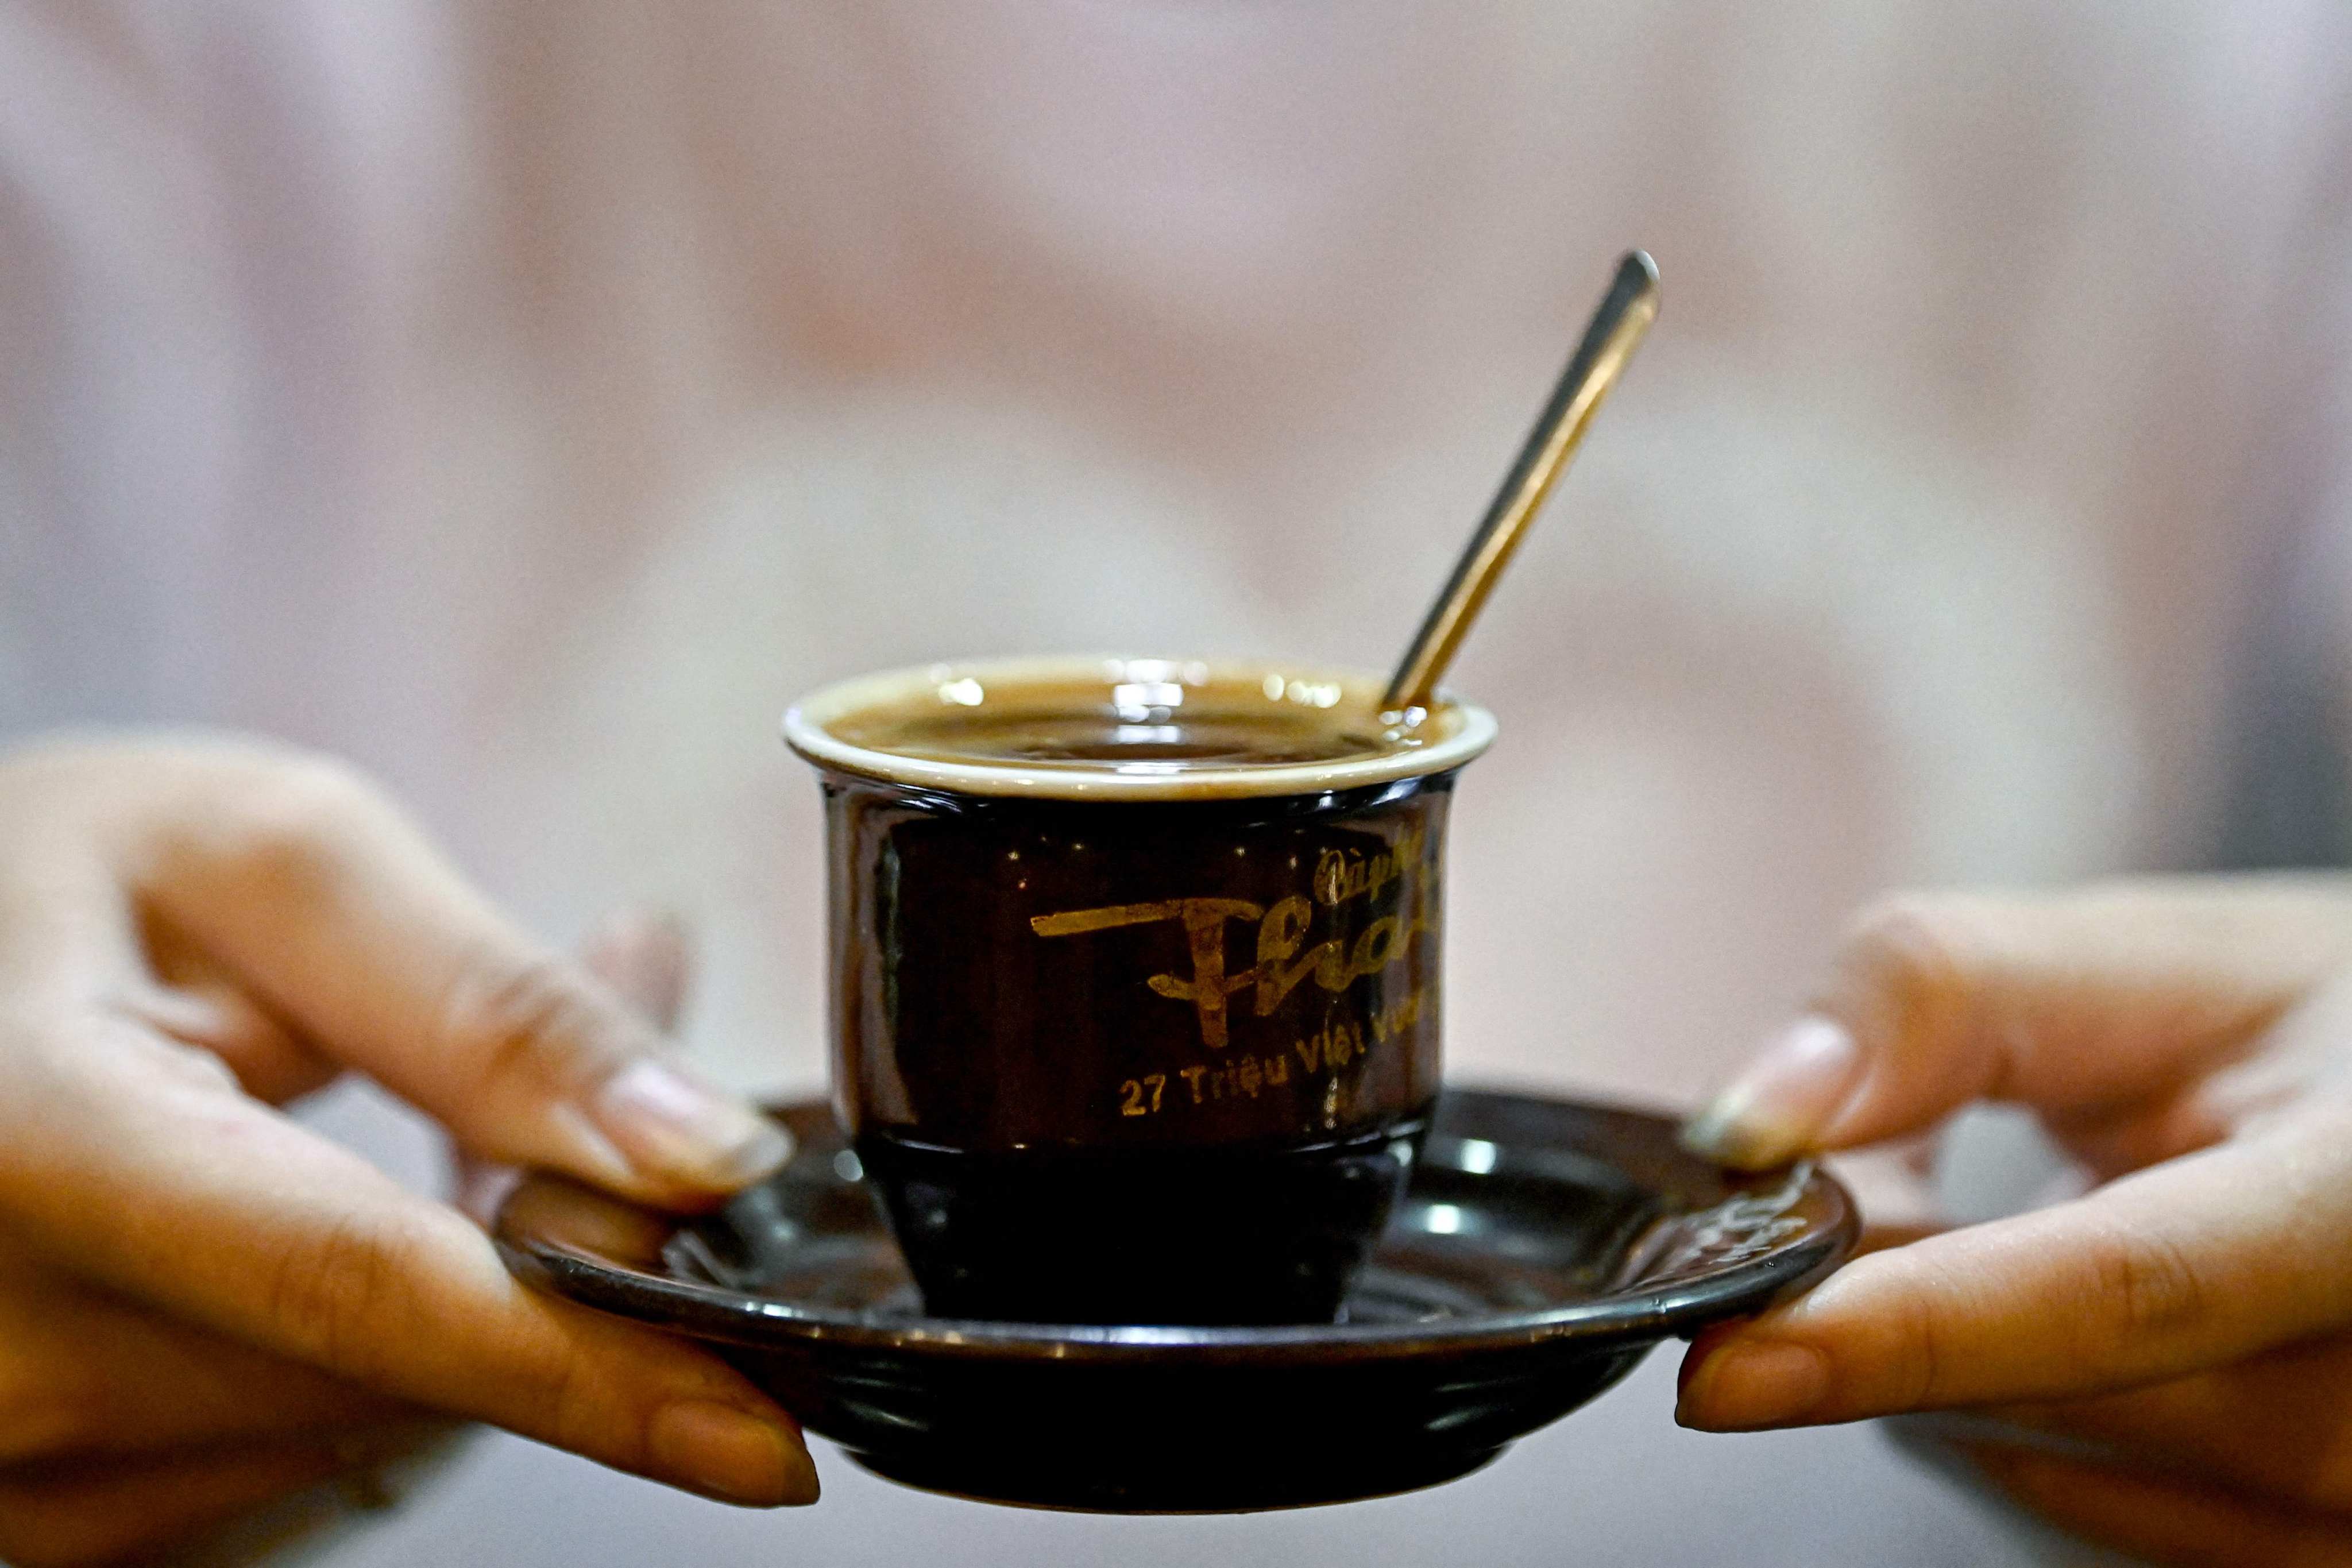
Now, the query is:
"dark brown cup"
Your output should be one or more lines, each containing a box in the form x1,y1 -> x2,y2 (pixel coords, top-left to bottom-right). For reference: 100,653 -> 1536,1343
783,658 -> 1495,1326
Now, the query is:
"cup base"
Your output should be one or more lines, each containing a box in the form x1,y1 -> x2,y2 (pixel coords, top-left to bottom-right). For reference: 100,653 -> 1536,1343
839,1430 -> 1514,1513
855,1117 -> 1429,1326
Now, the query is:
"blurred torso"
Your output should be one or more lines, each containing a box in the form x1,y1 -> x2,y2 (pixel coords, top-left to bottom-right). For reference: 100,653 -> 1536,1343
2,6 -> 2347,1562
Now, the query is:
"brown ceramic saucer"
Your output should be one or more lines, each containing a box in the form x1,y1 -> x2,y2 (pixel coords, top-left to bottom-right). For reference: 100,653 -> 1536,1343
494,1088 -> 1855,1513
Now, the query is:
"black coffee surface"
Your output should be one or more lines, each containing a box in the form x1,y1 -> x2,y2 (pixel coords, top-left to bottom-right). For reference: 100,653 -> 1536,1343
831,693 -> 1417,773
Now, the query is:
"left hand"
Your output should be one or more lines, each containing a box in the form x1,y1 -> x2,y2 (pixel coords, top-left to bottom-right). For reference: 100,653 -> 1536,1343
0,737 -> 811,1567
0,911 -> 706,1568
1676,879 -> 2352,1567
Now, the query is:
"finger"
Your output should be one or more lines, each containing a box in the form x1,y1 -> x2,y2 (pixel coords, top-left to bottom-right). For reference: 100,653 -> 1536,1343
0,1258 -> 416,1461
95,741 -> 782,1205
0,1022 -> 818,1509
1675,1105 -> 2352,1429
0,1424 -> 448,1568
117,973 -> 342,1106
1975,1335 -> 2352,1514
582,910 -> 691,1033
1961,1442 -> 2352,1568
118,903 -> 339,1104
455,911 -> 702,1226
1683,877 -> 2352,1168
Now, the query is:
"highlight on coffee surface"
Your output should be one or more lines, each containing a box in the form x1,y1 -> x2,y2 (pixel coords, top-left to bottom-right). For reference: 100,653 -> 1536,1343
822,663 -> 1418,772
791,656 -> 1490,794
785,657 -> 1496,1324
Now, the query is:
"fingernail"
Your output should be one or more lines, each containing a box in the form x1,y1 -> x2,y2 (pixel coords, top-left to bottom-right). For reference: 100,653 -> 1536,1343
1675,1340 -> 1833,1431
1681,1015 -> 1861,1168
649,1401 -> 819,1507
596,1060 -> 791,1189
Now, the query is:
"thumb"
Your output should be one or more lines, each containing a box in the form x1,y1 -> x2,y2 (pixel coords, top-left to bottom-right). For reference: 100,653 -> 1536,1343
116,744 -> 786,1207
1682,877 -> 2352,1168
1676,1102 -> 2352,1430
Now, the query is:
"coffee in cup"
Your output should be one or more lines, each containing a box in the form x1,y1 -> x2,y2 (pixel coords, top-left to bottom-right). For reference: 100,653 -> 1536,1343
784,657 -> 1494,1325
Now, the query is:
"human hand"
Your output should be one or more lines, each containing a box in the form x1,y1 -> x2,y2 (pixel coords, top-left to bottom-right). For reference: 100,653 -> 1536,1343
0,736 -> 812,1567
1677,878 -> 2352,1566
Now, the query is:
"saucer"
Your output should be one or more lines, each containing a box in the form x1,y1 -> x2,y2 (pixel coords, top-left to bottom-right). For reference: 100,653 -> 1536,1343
495,1088 -> 1855,1513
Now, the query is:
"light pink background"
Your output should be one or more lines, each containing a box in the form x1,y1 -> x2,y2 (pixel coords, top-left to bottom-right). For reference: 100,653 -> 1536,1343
6,4 -> 2351,1563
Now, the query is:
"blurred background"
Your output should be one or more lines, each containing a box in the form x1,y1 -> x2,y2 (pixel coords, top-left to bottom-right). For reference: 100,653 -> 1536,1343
5,2 -> 2351,1563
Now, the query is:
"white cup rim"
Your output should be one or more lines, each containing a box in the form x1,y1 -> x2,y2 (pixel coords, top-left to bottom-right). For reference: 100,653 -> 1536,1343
782,655 -> 1497,801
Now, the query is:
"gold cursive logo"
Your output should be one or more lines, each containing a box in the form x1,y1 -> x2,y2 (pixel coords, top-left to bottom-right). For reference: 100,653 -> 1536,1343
1029,848 -> 1430,1049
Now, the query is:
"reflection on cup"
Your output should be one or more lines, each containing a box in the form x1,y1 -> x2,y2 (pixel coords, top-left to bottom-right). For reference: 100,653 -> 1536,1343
785,656 -> 1496,1325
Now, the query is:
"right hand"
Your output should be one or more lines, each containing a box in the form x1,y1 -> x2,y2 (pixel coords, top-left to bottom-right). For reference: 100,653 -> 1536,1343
0,735 -> 814,1567
1677,878 -> 2352,1565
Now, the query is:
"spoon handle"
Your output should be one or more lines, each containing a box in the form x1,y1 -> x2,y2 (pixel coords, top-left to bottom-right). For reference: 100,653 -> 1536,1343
1382,251 -> 1659,713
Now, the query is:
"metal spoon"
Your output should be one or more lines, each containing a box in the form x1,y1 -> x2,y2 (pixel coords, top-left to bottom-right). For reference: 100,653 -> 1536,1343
1382,250 -> 1660,714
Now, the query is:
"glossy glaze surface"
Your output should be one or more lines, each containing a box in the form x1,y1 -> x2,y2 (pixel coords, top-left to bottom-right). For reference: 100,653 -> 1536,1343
497,1089 -> 1856,1512
805,667 -> 1467,1322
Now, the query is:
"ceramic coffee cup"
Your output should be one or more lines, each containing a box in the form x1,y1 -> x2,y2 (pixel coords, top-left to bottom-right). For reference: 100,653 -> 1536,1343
784,656 -> 1494,1324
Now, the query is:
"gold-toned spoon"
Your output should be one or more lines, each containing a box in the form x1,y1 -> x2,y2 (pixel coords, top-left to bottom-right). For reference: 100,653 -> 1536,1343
1383,250 -> 1660,715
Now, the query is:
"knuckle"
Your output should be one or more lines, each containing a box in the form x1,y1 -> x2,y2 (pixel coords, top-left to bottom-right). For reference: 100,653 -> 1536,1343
133,1033 -> 246,1099
1837,893 -> 1988,1041
444,1301 -> 620,1460
264,1210 -> 417,1382
440,947 -> 627,1096
242,747 -> 382,814
202,752 -> 386,893
1878,1260 -> 1960,1409
2083,1223 -> 2210,1341
527,1343 -> 612,1457
1845,894 -> 1976,993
